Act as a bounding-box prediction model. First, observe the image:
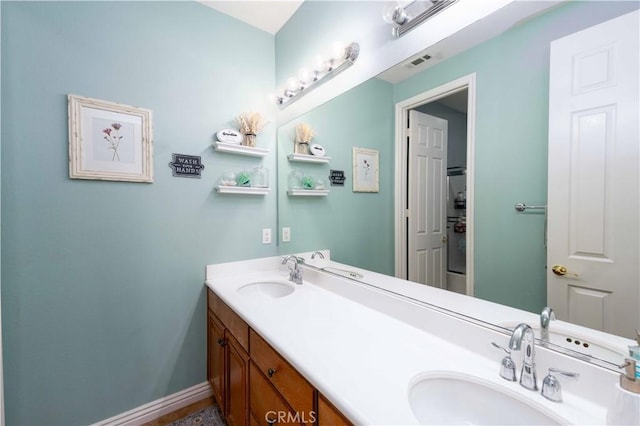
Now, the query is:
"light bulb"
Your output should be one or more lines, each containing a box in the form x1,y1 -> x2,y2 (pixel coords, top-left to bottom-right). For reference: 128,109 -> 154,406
382,2 -> 408,25
313,55 -> 326,72
287,77 -> 300,91
331,41 -> 346,60
298,68 -> 311,84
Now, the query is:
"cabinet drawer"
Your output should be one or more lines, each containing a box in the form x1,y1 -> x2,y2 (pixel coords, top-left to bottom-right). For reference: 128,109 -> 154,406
249,361 -> 299,425
249,330 -> 314,415
208,289 -> 249,351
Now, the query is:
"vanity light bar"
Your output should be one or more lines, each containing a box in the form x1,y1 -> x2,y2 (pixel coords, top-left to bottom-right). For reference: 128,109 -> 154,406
275,42 -> 360,109
393,0 -> 458,38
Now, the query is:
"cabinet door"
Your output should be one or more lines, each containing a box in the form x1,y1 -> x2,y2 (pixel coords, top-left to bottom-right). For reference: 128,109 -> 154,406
208,312 -> 226,411
227,332 -> 249,426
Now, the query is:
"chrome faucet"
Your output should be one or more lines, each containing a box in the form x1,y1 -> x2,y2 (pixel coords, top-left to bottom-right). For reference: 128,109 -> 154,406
281,255 -> 304,285
540,307 -> 556,344
509,323 -> 538,391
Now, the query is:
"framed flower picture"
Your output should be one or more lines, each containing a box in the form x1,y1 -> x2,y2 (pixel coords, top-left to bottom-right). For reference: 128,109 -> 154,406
68,94 -> 153,182
352,147 -> 379,192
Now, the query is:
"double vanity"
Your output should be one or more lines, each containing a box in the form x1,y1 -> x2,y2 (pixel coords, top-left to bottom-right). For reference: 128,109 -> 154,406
205,252 -> 631,425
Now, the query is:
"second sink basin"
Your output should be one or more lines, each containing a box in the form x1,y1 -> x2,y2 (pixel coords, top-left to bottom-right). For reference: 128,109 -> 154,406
237,281 -> 295,298
408,372 -> 565,425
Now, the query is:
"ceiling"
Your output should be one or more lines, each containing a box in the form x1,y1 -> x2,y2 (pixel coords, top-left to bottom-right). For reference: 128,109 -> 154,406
199,0 -> 304,34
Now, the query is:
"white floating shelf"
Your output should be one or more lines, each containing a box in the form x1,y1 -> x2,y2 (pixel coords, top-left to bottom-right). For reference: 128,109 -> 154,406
214,141 -> 269,158
216,186 -> 270,195
287,189 -> 330,196
287,153 -> 331,163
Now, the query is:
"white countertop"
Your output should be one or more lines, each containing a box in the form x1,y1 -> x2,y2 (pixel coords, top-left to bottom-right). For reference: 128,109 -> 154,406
205,254 -> 622,425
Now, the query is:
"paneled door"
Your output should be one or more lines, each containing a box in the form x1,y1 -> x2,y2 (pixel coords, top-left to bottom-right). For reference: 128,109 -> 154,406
547,10 -> 639,339
408,110 -> 448,287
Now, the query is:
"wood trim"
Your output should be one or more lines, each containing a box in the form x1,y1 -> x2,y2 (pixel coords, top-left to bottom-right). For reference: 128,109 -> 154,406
90,382 -> 213,426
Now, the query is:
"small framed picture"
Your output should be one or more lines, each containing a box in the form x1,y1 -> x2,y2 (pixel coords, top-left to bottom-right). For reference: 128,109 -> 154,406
68,94 -> 153,182
352,147 -> 379,193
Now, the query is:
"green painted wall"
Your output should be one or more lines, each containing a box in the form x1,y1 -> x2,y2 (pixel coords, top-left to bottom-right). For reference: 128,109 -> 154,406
275,1 -> 639,314
277,78 -> 395,274
394,1 -> 639,312
1,2 -> 276,424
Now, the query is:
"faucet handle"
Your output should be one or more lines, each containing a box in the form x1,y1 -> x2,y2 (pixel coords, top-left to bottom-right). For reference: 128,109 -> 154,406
491,342 -> 516,382
541,368 -> 579,402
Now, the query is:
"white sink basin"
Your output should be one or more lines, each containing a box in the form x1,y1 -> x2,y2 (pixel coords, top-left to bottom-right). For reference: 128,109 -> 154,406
499,321 -> 626,364
237,281 -> 295,298
408,372 -> 566,425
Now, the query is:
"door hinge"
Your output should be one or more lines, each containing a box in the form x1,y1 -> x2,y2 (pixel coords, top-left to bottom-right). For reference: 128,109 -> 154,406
405,209 -> 410,218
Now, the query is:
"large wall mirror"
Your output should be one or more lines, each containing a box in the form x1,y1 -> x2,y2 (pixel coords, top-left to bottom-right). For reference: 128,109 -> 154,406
276,1 -> 639,367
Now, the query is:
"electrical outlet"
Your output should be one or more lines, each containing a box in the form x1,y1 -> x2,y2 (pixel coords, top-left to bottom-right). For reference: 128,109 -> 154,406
282,227 -> 291,243
262,228 -> 272,244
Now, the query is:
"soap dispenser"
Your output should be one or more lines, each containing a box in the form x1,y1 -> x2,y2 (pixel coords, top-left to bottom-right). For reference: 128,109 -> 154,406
606,359 -> 640,425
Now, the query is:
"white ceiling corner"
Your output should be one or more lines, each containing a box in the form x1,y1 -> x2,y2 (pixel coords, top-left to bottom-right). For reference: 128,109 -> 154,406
198,1 -> 304,34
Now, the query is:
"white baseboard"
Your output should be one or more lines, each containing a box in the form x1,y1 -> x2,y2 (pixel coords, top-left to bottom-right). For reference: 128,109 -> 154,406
91,382 -> 213,426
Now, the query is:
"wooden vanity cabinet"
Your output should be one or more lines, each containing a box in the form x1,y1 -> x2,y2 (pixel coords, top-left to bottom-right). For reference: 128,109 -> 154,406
249,330 -> 315,416
317,394 -> 352,426
207,290 -> 250,426
249,361 -> 299,425
226,332 -> 250,426
207,288 -> 351,426
207,311 -> 226,409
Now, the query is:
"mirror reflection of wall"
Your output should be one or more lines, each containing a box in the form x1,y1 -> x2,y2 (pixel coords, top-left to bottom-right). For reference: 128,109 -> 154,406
277,0 -> 639,328
277,79 -> 395,275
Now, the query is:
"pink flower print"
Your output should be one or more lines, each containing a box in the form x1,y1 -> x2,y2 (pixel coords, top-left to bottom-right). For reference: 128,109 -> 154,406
102,122 -> 124,161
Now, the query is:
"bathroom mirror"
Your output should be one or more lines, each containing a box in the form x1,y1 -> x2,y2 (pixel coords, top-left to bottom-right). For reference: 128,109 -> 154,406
276,1 -> 640,368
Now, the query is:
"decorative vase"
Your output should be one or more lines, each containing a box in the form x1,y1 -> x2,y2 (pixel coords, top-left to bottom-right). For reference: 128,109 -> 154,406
295,141 -> 310,155
243,133 -> 256,147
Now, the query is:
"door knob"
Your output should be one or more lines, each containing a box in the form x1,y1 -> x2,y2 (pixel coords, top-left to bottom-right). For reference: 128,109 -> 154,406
551,265 -> 579,277
441,236 -> 448,243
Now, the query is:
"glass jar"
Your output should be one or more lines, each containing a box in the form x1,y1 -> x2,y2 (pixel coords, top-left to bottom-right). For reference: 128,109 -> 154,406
235,170 -> 251,187
288,169 -> 303,189
251,166 -> 268,188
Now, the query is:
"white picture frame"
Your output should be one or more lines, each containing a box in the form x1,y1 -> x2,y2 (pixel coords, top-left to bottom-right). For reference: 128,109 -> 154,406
352,147 -> 379,193
68,94 -> 153,182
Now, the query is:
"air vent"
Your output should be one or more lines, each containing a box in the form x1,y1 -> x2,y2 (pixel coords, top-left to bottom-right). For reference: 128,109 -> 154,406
405,54 -> 432,69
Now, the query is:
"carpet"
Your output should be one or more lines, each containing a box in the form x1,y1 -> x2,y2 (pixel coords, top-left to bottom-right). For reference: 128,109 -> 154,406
168,405 -> 226,426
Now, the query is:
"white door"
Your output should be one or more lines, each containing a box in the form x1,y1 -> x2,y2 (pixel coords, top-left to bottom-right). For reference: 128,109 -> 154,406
408,110 -> 448,287
547,10 -> 639,339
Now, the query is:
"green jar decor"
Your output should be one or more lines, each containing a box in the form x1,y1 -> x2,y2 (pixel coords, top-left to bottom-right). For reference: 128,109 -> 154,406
236,170 -> 251,187
301,176 -> 314,189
